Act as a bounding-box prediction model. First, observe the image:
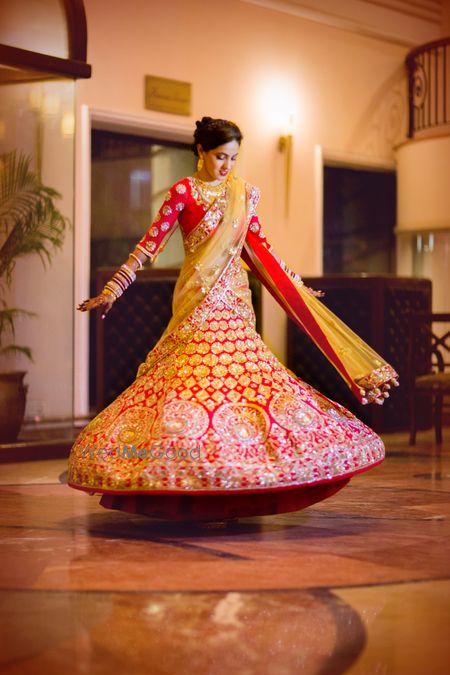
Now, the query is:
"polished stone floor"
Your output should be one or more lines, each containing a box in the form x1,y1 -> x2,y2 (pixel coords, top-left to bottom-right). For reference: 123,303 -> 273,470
0,430 -> 449,674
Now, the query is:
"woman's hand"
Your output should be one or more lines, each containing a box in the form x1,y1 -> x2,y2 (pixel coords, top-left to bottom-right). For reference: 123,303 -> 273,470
305,286 -> 325,298
77,293 -> 115,319
361,379 -> 399,406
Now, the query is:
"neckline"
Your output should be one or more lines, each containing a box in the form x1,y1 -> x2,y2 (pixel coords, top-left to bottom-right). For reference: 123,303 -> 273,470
191,174 -> 228,189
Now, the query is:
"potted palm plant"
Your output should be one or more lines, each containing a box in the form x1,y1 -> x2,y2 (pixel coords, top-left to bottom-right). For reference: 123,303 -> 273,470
0,150 -> 70,441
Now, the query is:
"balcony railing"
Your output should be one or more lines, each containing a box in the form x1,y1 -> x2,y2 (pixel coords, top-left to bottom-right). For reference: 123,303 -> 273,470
406,37 -> 450,138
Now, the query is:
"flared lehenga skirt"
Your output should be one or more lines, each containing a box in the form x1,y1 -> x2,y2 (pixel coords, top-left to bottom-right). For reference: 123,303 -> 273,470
68,291 -> 384,519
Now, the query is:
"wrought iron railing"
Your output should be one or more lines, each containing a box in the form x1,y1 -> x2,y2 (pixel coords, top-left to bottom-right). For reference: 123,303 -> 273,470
406,37 -> 450,138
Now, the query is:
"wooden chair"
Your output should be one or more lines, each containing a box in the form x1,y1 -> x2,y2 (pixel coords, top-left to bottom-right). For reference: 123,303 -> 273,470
408,313 -> 450,445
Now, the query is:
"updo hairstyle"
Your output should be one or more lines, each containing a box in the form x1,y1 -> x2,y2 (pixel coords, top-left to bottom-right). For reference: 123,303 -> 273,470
192,117 -> 243,156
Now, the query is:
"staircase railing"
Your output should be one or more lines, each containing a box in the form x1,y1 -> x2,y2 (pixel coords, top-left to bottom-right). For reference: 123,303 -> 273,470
406,37 -> 450,138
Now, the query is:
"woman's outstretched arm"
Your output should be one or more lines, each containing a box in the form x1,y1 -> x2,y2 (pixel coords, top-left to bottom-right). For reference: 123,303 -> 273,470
77,180 -> 189,317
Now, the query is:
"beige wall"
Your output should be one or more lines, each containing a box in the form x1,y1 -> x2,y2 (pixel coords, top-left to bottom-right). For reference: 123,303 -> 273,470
77,0 -> 408,360
397,137 -> 450,232
0,0 -> 68,57
396,136 -> 450,313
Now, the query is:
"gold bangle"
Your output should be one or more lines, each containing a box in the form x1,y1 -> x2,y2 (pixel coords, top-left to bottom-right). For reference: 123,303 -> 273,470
102,287 -> 118,300
129,252 -> 144,270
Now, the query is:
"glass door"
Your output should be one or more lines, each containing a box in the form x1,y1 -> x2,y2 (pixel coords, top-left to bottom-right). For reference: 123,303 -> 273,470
0,79 -> 75,432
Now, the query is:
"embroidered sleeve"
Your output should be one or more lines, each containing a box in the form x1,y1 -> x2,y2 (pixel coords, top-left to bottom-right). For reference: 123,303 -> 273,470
246,183 -> 261,222
245,185 -> 303,286
136,180 -> 188,262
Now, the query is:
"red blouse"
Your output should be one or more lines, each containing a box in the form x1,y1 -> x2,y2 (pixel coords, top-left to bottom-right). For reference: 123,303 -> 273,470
135,176 -> 281,274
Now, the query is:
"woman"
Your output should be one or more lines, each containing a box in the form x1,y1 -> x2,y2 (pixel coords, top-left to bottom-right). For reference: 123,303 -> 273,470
69,117 -> 398,520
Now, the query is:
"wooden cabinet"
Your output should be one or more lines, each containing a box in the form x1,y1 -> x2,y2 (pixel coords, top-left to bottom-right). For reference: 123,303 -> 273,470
287,276 -> 432,432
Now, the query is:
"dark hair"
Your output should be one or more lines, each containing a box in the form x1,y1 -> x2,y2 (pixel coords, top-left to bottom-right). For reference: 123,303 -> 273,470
192,116 -> 243,156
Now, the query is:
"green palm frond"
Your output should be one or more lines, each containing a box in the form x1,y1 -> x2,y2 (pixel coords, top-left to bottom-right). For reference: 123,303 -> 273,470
0,150 -> 70,284
0,150 -> 70,361
0,344 -> 33,361
0,307 -> 35,362
0,306 -> 36,338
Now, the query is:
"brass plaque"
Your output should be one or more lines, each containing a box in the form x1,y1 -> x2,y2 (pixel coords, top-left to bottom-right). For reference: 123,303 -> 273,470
144,75 -> 191,116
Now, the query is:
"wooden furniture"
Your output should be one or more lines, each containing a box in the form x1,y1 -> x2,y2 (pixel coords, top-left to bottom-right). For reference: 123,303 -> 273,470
408,313 -> 450,445
287,275 -> 432,432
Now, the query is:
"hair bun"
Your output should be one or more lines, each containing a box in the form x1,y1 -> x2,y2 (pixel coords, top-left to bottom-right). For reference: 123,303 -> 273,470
196,116 -> 213,130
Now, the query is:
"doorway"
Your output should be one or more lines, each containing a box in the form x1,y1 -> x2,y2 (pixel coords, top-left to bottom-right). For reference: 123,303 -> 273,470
323,165 -> 396,274
88,128 -> 195,410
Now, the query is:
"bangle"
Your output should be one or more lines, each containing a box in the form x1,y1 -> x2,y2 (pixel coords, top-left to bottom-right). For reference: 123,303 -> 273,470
121,263 -> 136,279
101,264 -> 136,300
102,287 -> 117,301
129,252 -> 144,270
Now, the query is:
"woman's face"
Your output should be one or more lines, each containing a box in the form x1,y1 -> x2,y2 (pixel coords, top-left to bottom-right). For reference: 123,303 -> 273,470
197,139 -> 240,182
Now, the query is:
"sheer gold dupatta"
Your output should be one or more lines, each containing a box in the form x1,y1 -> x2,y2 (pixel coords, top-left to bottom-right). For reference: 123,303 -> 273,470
293,286 -> 398,398
242,235 -> 399,405
137,176 -> 248,376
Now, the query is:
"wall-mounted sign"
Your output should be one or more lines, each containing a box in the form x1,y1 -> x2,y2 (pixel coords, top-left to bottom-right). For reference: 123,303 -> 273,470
144,75 -> 191,116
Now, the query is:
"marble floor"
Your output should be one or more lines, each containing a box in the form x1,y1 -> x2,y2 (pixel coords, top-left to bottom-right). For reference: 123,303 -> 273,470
0,431 -> 449,674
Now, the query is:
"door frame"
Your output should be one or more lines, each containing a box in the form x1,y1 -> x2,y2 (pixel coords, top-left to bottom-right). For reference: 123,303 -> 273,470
73,106 -> 192,419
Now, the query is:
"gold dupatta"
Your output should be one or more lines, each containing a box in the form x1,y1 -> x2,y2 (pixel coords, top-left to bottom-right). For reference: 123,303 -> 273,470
242,237 -> 399,404
292,285 -> 398,394
137,175 -> 249,376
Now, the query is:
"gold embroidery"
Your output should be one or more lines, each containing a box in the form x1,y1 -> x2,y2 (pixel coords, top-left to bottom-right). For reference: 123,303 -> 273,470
68,177 -> 386,495
111,406 -> 156,446
212,402 -> 270,446
185,190 -> 228,252
269,393 -> 317,430
189,176 -> 227,207
156,399 -> 209,439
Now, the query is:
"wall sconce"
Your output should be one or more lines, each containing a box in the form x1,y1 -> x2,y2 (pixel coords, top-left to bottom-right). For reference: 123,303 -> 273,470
278,132 -> 293,218
61,112 -> 75,138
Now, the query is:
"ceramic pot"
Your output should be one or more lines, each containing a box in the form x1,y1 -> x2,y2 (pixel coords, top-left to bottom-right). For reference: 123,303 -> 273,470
0,371 -> 27,442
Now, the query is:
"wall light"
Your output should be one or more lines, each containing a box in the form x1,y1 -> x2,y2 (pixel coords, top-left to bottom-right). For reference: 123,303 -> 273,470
278,114 -> 294,218
61,112 -> 75,138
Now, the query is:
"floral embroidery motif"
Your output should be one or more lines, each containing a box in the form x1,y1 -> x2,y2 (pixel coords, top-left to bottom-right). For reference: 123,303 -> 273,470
161,222 -> 170,232
110,406 -> 156,446
79,399 -> 123,438
176,183 -> 187,194
162,205 -> 172,215
185,192 -> 228,252
247,185 -> 260,221
156,399 -> 209,438
212,403 -> 270,446
149,226 -> 159,237
269,393 -> 317,430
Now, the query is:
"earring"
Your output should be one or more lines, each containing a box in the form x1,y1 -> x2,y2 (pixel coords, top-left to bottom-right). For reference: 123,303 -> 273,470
197,156 -> 204,172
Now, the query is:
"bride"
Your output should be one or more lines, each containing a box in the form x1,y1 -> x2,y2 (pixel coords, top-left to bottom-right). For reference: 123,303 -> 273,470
69,116 -> 398,520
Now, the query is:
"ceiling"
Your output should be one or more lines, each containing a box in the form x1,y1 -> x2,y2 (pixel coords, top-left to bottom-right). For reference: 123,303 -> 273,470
240,0 -> 445,46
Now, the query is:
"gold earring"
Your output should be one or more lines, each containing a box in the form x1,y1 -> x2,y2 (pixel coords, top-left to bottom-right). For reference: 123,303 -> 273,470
197,156 -> 204,172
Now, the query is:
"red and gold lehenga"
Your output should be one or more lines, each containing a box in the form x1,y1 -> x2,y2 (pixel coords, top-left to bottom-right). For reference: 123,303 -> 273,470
68,175 -> 398,520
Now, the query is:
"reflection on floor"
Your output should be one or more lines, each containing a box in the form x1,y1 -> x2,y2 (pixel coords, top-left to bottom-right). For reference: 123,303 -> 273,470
0,430 -> 449,674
